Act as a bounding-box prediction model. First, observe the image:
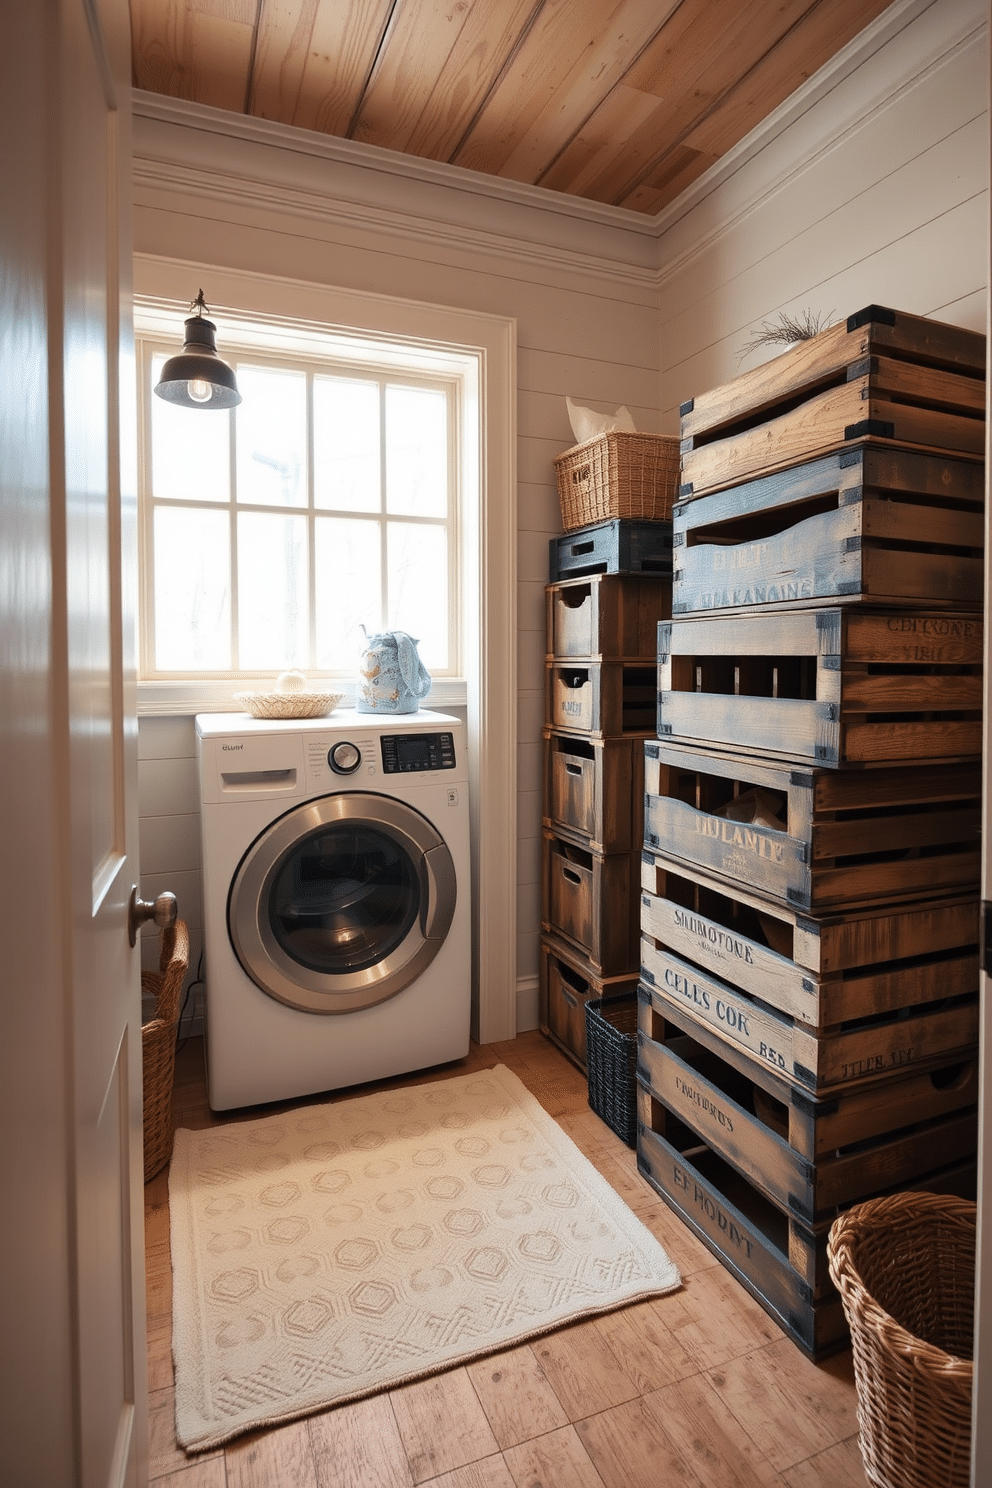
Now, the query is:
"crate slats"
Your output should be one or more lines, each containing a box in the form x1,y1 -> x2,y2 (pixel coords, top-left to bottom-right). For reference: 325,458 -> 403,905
549,519 -> 675,581
636,1088 -> 976,1360
546,574 -> 671,660
679,306 -> 986,499
657,608 -> 983,766
672,445 -> 984,615
640,851 -> 979,1031
542,829 -> 640,975
637,1022 -> 978,1224
543,731 -> 644,854
639,944 -> 979,1096
538,934 -> 638,1071
643,739 -> 981,912
546,660 -> 657,736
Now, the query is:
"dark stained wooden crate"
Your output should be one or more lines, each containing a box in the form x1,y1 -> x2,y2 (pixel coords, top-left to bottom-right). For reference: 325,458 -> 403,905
642,739 -> 981,912
639,850 -> 979,1033
543,731 -> 644,854
548,518 -> 674,581
638,942 -> 979,1097
546,659 -> 656,736
637,1018 -> 978,1225
538,933 -> 639,1071
656,607 -> 983,766
672,444 -> 984,615
679,305 -> 986,499
546,573 -> 671,660
541,829 -> 641,975
636,1081 -> 977,1361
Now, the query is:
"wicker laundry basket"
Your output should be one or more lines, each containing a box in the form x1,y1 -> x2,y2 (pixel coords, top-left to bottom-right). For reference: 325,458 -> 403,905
585,992 -> 639,1147
827,1190 -> 975,1488
554,431 -> 680,531
141,919 -> 189,1183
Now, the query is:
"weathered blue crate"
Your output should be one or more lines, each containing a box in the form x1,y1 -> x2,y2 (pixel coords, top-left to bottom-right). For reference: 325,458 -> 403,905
549,518 -> 673,581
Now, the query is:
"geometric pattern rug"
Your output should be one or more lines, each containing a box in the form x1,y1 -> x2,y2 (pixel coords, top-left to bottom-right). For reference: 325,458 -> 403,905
169,1064 -> 681,1450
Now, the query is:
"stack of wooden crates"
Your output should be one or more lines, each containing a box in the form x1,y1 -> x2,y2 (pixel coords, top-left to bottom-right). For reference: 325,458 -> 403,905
635,305 -> 987,1358
540,518 -> 673,1076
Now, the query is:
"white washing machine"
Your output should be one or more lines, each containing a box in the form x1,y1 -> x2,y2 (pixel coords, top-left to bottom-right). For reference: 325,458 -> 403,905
196,708 -> 472,1111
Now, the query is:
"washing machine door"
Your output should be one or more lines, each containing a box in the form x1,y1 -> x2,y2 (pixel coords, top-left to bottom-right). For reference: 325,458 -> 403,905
228,792 -> 457,1013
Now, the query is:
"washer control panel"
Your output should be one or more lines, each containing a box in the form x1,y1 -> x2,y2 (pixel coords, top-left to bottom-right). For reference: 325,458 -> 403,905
380,731 -> 456,774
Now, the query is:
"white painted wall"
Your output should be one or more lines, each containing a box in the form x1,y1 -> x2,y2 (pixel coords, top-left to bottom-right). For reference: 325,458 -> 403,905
132,0 -> 988,1041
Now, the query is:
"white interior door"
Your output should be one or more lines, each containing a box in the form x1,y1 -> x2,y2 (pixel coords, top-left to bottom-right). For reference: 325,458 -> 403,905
0,1 -> 146,1484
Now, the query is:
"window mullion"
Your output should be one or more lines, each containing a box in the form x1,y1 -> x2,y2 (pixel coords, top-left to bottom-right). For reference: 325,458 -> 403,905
307,369 -> 317,670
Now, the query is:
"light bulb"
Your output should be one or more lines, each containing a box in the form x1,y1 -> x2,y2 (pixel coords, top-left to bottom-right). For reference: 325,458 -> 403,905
188,378 -> 213,404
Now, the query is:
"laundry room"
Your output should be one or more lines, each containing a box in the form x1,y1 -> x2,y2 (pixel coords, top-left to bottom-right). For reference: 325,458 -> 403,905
4,1 -> 990,1485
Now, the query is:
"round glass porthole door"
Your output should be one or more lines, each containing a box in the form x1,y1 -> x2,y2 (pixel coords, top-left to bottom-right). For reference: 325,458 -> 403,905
229,793 -> 457,1013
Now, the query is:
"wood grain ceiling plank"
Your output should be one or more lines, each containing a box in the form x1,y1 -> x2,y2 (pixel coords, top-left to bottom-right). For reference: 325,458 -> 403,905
402,0 -> 544,163
530,83 -> 665,203
349,0 -> 526,155
568,0 -> 820,206
451,0 -> 646,179
683,0 -> 896,157
249,0 -> 320,121
131,0 -> 259,111
289,0 -> 396,136
495,0 -> 681,185
620,0 -> 894,213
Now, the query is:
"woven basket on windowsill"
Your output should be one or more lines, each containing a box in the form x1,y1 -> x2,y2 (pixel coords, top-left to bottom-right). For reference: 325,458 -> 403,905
142,919 -> 189,1184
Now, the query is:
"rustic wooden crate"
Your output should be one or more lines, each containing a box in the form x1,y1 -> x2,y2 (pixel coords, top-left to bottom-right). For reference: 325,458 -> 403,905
546,574 -> 671,660
545,659 -> 656,735
542,829 -> 640,975
640,849 -> 980,1031
548,519 -> 674,581
657,607 -> 983,766
543,731 -> 644,853
639,942 -> 979,1096
636,1083 -> 977,1360
642,739 -> 981,911
637,1018 -> 978,1225
679,305 -> 986,498
672,444 -> 984,615
538,933 -> 639,1071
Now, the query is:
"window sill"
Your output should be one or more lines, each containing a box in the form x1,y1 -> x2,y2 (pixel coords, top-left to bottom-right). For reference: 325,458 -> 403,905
136,677 -> 468,717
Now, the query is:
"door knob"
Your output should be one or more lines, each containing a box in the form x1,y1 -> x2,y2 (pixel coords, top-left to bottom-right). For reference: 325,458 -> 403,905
128,886 -> 178,947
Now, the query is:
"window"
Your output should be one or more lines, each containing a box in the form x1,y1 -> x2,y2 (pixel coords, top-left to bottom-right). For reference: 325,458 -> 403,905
136,328 -> 460,682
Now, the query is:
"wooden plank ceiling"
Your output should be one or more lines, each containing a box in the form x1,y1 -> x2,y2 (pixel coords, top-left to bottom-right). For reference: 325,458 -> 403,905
129,0 -> 894,216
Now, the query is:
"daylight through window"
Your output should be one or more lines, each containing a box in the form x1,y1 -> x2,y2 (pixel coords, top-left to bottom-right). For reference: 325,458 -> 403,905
136,334 -> 460,681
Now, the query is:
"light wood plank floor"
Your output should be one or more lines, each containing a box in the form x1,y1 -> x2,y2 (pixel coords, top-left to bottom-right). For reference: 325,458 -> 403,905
145,1031 -> 869,1487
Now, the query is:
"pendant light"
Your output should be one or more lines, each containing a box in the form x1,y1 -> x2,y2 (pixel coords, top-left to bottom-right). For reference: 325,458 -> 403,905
153,290 -> 242,409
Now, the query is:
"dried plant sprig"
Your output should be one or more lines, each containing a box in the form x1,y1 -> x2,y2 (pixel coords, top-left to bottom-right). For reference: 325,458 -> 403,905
738,308 -> 836,363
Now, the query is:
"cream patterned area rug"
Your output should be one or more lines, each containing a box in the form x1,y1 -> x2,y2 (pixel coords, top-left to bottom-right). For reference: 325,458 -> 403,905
170,1064 -> 681,1450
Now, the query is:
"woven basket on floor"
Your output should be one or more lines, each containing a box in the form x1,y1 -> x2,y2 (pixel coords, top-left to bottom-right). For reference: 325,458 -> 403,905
584,992 -> 639,1147
142,919 -> 189,1183
554,431 -> 680,531
827,1190 -> 975,1488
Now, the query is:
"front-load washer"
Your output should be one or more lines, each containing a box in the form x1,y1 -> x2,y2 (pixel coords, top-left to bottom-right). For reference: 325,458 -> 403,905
195,708 -> 471,1110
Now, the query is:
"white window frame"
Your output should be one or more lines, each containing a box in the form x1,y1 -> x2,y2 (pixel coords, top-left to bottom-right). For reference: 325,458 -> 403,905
133,259 -> 518,1045
134,307 -> 471,704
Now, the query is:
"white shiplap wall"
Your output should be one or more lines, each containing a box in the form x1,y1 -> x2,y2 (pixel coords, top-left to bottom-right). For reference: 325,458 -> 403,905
654,0 -> 988,420
132,0 -> 988,1037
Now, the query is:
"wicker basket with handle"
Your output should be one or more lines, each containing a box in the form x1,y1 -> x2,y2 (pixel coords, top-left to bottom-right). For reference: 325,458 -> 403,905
554,431 -> 680,531
142,919 -> 189,1183
827,1190 -> 975,1488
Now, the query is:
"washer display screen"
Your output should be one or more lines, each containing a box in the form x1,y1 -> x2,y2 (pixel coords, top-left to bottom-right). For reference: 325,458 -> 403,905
268,824 -> 420,974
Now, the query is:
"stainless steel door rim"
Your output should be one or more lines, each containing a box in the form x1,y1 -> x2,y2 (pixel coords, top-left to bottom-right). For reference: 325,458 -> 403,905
229,791 -> 457,1013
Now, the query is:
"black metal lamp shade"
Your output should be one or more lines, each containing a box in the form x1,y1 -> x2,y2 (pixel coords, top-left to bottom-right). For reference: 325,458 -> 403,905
154,296 -> 242,409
